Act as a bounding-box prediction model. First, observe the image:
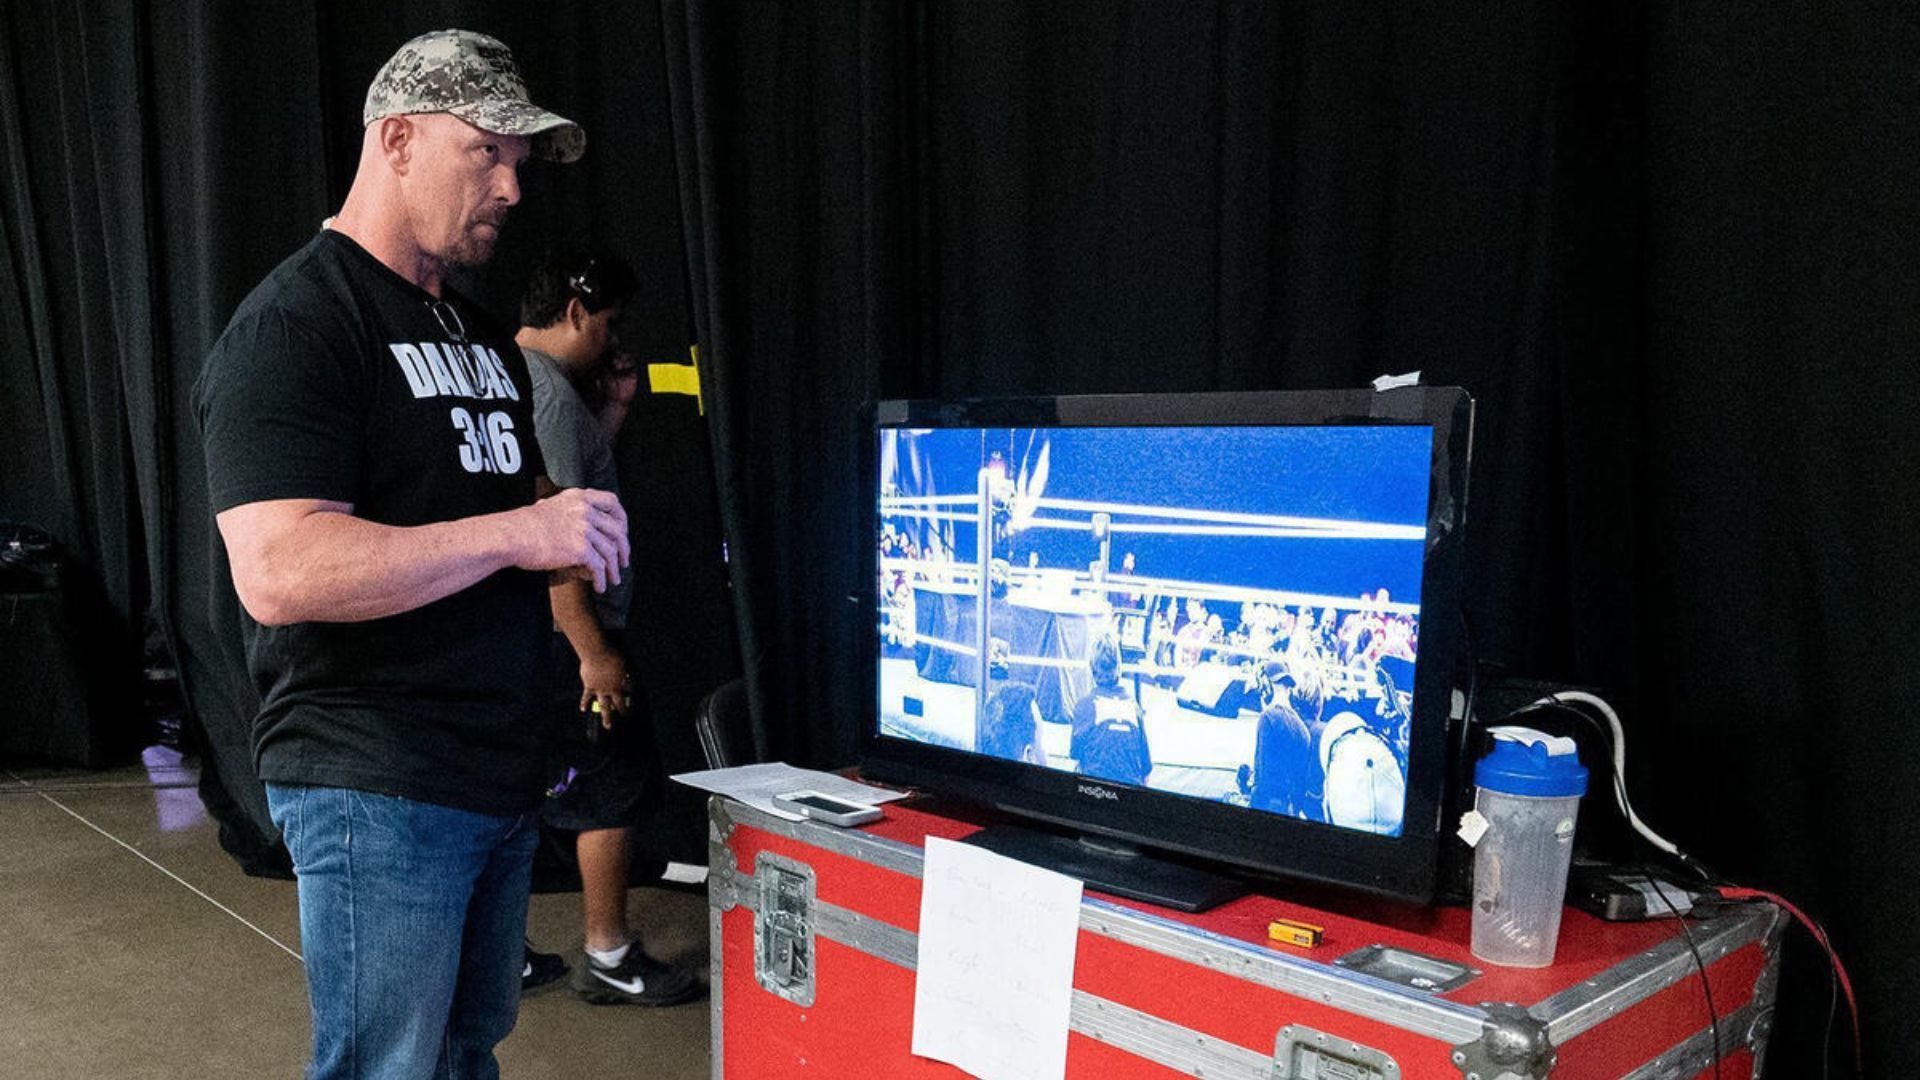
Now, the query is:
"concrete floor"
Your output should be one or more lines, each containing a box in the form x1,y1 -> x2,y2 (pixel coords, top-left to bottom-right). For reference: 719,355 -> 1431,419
0,748 -> 710,1079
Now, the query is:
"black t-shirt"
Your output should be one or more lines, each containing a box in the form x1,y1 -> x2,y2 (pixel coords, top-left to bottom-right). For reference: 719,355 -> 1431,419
1249,703 -> 1320,820
194,229 -> 550,815
1070,684 -> 1153,786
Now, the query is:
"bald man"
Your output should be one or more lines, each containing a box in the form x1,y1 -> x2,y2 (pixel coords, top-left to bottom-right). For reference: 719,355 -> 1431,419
195,30 -> 616,1079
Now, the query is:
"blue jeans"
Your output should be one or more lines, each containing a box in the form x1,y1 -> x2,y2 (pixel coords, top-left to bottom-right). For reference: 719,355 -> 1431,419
267,784 -> 540,1080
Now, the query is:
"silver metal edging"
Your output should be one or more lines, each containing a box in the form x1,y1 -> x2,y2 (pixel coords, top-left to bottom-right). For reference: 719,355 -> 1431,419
708,806 -> 742,1080
715,796 -> 928,876
817,894 -> 919,968
1616,999 -> 1762,1080
1080,898 -> 1488,1045
709,905 -> 726,1080
722,879 -> 1279,1080
711,798 -> 1488,1045
1075,995 -> 1277,1080
1533,906 -> 1782,1044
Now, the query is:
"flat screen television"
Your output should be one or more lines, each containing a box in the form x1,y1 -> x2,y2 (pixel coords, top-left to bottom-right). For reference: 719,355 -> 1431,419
860,387 -> 1473,908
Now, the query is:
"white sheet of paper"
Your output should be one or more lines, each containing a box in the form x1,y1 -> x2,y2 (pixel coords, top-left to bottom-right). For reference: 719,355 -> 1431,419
668,762 -> 908,821
911,838 -> 1083,1080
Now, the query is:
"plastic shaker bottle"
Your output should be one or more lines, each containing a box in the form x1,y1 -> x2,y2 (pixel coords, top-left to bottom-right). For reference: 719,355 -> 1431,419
1469,726 -> 1589,967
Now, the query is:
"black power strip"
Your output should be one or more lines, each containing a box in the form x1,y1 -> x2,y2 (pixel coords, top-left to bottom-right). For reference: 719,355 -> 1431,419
1567,861 -> 1706,922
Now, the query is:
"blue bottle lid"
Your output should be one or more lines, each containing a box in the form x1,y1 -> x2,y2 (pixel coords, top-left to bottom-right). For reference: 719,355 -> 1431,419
1474,726 -> 1589,798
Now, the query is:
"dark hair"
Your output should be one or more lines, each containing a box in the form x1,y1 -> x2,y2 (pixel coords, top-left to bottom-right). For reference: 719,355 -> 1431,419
987,681 -> 1038,728
520,246 -> 638,328
1089,636 -> 1121,688
982,681 -> 1039,761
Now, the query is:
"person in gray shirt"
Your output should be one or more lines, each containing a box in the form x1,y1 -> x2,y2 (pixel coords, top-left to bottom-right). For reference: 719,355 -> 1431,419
516,247 -> 700,1006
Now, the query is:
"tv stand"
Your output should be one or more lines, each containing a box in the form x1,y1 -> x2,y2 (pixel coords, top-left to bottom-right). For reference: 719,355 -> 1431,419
961,823 -> 1246,912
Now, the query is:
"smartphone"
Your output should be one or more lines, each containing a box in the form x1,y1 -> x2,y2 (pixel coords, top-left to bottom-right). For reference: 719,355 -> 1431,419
772,790 -> 884,827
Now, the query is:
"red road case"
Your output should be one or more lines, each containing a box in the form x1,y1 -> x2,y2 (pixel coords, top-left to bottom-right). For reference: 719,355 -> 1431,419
707,796 -> 1783,1080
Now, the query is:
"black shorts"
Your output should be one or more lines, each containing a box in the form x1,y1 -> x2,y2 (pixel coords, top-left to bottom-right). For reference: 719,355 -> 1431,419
542,630 -> 662,832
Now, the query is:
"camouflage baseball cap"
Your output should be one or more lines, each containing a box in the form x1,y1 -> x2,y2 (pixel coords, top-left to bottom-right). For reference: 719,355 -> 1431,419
363,29 -> 585,163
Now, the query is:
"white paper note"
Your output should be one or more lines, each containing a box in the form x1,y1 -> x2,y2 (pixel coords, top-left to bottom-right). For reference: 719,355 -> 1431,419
668,762 -> 908,821
911,838 -> 1084,1080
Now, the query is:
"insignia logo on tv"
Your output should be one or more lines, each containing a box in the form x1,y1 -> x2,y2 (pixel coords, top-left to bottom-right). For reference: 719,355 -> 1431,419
1077,783 -> 1120,802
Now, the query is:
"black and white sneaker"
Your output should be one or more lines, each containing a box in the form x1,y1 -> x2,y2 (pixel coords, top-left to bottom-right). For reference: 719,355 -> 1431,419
522,943 -> 569,995
570,946 -> 705,1007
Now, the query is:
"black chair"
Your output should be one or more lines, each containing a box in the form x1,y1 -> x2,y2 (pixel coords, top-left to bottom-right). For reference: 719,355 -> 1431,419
693,678 -> 755,768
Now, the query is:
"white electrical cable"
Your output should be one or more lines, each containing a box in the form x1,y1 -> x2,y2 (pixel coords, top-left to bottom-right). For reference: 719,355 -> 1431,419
1528,689 -> 1684,858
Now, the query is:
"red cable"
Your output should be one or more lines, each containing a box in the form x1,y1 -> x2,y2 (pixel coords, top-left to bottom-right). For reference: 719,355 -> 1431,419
1718,886 -> 1862,1071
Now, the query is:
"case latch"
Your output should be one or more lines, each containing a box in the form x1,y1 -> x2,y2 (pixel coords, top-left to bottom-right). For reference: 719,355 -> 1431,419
1274,1025 -> 1402,1079
753,851 -> 817,1007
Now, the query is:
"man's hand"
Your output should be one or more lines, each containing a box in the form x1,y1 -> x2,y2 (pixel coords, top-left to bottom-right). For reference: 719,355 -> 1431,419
601,354 -> 641,409
596,354 -> 641,441
579,643 -> 630,729
516,487 -> 630,592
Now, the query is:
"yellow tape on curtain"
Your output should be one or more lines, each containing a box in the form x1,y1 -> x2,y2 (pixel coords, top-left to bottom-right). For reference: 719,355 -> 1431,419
648,345 -> 702,414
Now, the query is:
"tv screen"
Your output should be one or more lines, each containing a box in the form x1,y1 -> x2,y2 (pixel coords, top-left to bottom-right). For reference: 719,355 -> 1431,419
862,388 -> 1472,905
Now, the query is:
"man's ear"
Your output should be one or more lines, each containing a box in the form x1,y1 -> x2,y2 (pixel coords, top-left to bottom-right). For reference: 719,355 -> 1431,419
565,296 -> 590,332
378,116 -> 414,173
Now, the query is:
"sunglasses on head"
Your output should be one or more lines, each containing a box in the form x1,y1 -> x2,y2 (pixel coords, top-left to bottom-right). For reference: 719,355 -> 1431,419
567,257 -> 603,301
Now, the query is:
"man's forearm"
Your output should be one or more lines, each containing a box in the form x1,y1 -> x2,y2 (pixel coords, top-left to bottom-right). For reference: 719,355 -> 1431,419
219,487 -> 629,628
596,401 -> 631,442
550,576 -> 610,661
241,509 -> 526,625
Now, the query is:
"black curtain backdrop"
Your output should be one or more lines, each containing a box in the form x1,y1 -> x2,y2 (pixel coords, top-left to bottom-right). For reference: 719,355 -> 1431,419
665,1 -> 1917,1074
1,0 -> 734,871
4,0 -> 1915,1073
